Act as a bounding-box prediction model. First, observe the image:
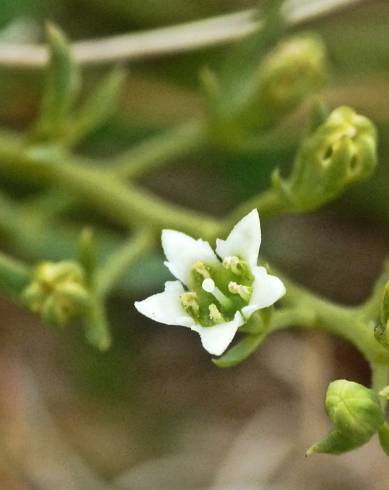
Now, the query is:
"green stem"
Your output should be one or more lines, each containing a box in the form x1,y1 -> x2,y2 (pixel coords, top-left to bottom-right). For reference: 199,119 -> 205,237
111,120 -> 206,179
83,296 -> 111,351
219,188 -> 286,236
360,262 -> 389,320
0,140 -> 219,238
371,362 -> 389,410
270,307 -> 316,332
21,188 -> 78,218
0,190 -> 121,262
0,250 -> 30,297
269,269 -> 389,364
16,121 -> 206,220
96,229 -> 155,296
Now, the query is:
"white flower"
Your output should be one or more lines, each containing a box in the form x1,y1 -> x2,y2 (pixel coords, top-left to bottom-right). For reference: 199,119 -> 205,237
134,209 -> 285,356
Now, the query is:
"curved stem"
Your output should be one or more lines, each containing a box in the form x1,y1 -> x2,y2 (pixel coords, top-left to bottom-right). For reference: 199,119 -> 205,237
371,362 -> 389,410
269,269 -> 389,364
0,251 -> 30,298
111,120 -> 206,179
96,229 -> 155,296
270,307 -> 316,332
0,140 -> 219,238
83,296 -> 111,351
219,188 -> 286,236
0,0 -> 366,69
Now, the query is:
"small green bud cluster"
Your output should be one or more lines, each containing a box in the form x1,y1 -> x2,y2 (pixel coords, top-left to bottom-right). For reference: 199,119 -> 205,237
180,256 -> 253,327
374,280 -> 389,349
307,379 -> 384,456
22,261 -> 90,327
273,106 -> 377,211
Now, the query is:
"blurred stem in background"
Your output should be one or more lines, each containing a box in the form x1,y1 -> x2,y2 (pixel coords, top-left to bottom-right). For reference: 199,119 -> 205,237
0,0 -> 366,68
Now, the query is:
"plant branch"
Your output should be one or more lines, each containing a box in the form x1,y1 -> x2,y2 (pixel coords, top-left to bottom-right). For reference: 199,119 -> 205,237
219,188 -> 286,236
0,139 -> 219,238
111,120 -> 206,179
0,251 -> 30,298
268,268 -> 389,364
96,229 -> 155,296
371,362 -> 389,399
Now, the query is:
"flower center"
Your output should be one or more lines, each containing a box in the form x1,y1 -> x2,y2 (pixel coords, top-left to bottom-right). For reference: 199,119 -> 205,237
202,278 -> 233,309
180,256 -> 254,327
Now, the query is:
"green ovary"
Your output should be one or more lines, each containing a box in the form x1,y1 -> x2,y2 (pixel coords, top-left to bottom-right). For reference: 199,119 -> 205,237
180,256 -> 254,327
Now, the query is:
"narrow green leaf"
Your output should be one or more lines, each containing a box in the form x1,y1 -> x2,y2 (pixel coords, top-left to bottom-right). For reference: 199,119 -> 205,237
35,23 -> 81,140
64,67 -> 126,146
212,333 -> 265,368
78,227 -> 97,286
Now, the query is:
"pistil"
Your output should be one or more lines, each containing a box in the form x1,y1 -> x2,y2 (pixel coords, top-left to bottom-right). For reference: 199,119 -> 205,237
202,278 -> 233,309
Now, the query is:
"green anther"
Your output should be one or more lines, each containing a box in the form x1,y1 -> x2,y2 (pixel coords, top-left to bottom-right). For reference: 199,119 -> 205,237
192,261 -> 210,279
228,281 -> 252,302
209,304 -> 225,324
180,291 -> 200,318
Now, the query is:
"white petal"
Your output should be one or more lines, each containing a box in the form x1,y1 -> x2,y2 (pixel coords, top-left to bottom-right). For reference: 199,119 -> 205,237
191,311 -> 244,356
134,281 -> 194,327
216,209 -> 261,267
241,266 -> 285,318
161,230 -> 218,286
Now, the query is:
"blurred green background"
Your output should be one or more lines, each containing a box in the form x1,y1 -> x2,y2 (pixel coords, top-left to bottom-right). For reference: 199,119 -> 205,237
0,1 -> 389,488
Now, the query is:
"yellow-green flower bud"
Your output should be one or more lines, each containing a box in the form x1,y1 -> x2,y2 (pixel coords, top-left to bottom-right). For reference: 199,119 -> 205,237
306,379 -> 384,456
22,260 -> 90,327
21,282 -> 46,313
204,34 -> 327,148
241,34 -> 326,130
41,295 -> 70,327
273,106 -> 377,211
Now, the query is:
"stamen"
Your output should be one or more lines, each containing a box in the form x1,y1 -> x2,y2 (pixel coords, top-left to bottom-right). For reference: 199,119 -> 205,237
202,278 -> 233,309
209,304 -> 225,324
180,291 -> 200,318
228,281 -> 252,302
192,261 -> 210,279
223,256 -> 248,276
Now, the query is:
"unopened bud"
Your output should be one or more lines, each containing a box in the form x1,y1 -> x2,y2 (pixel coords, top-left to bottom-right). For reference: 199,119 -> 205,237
306,379 -> 384,456
273,106 -> 377,211
241,34 -> 327,130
